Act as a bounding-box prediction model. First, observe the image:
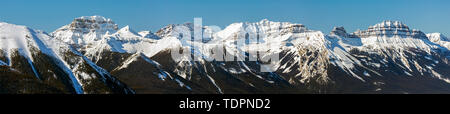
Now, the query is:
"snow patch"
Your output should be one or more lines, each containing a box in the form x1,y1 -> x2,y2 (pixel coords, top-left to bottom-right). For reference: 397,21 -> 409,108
363,71 -> 370,77
404,71 -> 412,76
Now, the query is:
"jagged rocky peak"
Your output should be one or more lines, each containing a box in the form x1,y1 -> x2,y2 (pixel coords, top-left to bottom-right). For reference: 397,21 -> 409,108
155,23 -> 218,41
217,19 -> 311,40
107,25 -> 142,40
140,31 -> 160,40
52,15 -> 119,45
119,25 -> 132,31
351,20 -> 427,38
330,26 -> 349,37
372,20 -> 409,29
110,25 -> 160,40
155,23 -> 194,38
116,25 -> 138,35
69,15 -> 118,32
258,19 -> 304,27
255,19 -> 309,34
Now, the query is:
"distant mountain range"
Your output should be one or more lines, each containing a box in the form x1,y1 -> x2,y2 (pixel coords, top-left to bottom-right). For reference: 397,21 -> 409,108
0,16 -> 449,94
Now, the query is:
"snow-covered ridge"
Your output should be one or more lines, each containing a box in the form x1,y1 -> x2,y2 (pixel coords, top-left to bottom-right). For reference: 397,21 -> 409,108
0,22 -> 84,94
373,20 -> 409,29
155,23 -> 219,43
52,16 -> 162,61
351,20 -> 427,38
51,15 -> 119,45
427,33 -> 449,42
0,22 -> 36,61
156,23 -> 194,38
216,19 -> 310,40
329,21 -> 450,51
10,17 -> 450,64
326,21 -> 450,84
427,33 -> 450,49
110,25 -> 141,40
138,31 -> 160,39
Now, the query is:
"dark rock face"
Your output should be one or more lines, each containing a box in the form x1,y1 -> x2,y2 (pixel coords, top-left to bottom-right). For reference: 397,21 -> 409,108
69,16 -> 118,32
0,66 -> 65,94
330,26 -> 349,37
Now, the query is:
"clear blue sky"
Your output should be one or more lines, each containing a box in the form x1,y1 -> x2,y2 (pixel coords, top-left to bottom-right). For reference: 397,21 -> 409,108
1,0 -> 449,35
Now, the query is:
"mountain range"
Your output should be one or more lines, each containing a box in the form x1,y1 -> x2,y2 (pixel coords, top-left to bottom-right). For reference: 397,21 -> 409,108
0,16 -> 449,94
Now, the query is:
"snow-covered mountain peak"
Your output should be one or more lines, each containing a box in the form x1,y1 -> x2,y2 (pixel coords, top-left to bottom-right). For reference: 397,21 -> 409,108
51,15 -> 119,45
120,25 -> 131,31
1,21 -> 135,94
138,31 -> 160,39
0,22 -> 36,60
69,15 -> 118,32
255,19 -> 302,26
0,22 -> 27,33
216,20 -> 310,40
155,23 -> 191,38
114,25 -> 140,37
259,19 -> 271,23
78,15 -> 112,23
330,26 -> 349,37
0,22 -> 74,61
351,20 -> 426,39
426,33 -> 450,49
427,33 -> 448,42
155,23 -> 219,41
373,20 -> 408,29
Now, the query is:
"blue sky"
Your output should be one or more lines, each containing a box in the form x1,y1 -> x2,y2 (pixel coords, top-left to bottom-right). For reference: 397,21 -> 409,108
1,0 -> 449,35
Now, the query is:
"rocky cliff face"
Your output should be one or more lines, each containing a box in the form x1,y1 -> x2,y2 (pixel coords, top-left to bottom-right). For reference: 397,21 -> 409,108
52,16 -> 119,45
330,26 -> 349,37
351,20 -> 427,39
